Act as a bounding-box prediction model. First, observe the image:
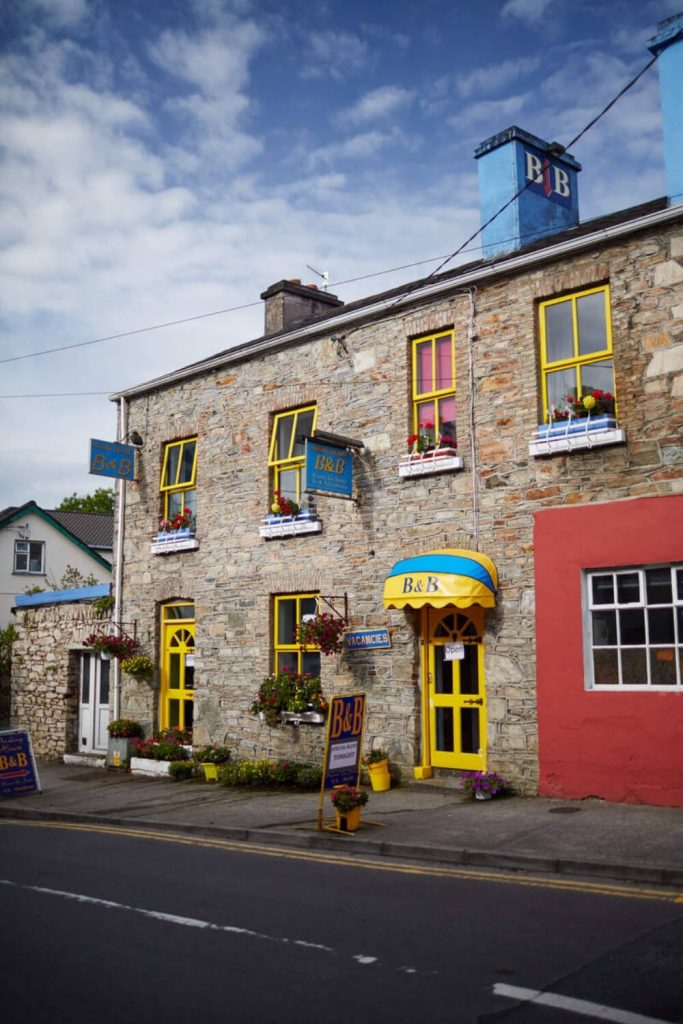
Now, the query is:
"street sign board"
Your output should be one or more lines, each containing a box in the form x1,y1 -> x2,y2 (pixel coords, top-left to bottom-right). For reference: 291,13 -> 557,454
89,439 -> 135,481
0,729 -> 41,796
345,629 -> 391,651
305,439 -> 353,499
322,692 -> 366,791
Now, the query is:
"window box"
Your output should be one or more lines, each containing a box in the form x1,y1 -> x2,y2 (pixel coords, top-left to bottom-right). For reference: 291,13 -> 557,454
151,529 -> 199,555
259,511 -> 322,539
398,447 -> 463,478
279,710 -> 326,726
529,416 -> 626,457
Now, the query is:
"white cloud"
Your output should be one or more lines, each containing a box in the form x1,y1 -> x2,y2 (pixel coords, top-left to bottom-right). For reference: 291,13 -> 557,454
456,56 -> 541,97
305,129 -> 415,170
300,30 -> 370,80
447,93 -> 530,134
337,85 -> 415,127
25,0 -> 90,29
501,0 -> 555,24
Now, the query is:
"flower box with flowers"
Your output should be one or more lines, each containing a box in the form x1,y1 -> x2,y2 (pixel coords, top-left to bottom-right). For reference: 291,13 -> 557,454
530,390 -> 625,457
151,508 -> 199,554
260,490 -> 322,538
251,669 -> 328,727
399,427 -> 463,478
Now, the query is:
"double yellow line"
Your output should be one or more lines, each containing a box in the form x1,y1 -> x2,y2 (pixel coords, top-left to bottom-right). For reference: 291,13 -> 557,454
3,818 -> 681,904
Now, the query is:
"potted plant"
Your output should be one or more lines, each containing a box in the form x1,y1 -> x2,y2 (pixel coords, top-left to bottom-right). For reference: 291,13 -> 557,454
157,507 -> 195,539
251,669 -> 327,726
400,425 -> 461,477
169,760 -> 195,781
192,744 -> 231,782
268,489 -> 300,518
129,727 -> 192,777
106,718 -> 143,769
84,632 -> 138,661
120,654 -> 155,681
330,786 -> 369,832
362,748 -> 391,791
460,770 -> 510,801
540,390 -> 617,438
295,612 -> 346,655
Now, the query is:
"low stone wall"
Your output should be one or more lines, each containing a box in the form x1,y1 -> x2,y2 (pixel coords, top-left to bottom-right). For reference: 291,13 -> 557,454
10,603 -> 104,759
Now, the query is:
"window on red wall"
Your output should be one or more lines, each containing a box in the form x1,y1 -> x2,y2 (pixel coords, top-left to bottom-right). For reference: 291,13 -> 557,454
586,564 -> 683,689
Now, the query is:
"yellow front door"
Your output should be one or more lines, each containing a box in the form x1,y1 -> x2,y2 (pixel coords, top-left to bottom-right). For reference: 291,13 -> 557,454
160,603 -> 195,733
425,607 -> 486,770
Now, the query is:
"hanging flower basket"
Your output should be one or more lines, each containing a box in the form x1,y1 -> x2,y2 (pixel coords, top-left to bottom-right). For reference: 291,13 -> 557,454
295,612 -> 346,655
83,632 -> 138,660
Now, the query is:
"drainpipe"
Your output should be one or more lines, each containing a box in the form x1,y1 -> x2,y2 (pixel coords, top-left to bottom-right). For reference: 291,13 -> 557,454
112,397 -> 128,720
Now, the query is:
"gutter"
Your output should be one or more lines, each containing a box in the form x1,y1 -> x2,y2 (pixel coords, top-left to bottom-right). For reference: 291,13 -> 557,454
110,202 -> 683,401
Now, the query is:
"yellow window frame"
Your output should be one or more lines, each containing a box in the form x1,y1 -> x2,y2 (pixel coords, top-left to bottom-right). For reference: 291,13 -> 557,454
160,437 -> 197,518
268,405 -> 317,501
539,286 -> 614,421
273,592 -> 320,674
411,330 -> 456,433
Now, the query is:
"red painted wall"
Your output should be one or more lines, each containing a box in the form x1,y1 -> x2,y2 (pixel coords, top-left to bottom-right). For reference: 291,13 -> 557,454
534,494 -> 683,807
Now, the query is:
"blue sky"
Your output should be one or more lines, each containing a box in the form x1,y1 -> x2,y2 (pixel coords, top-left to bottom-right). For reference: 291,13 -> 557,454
0,0 -> 679,508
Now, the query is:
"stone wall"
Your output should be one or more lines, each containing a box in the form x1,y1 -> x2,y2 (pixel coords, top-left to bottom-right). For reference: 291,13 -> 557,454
119,220 -> 683,793
10,604 -> 104,759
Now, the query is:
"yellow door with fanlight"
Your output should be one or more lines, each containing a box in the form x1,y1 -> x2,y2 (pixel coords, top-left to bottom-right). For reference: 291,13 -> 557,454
160,602 -> 195,732
425,607 -> 486,770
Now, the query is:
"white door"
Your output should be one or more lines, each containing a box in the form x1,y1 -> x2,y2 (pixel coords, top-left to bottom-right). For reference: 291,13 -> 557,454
79,653 -> 110,753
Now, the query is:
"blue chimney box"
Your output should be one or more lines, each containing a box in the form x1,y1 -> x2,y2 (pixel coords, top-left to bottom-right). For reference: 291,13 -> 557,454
475,126 -> 581,258
648,13 -> 683,207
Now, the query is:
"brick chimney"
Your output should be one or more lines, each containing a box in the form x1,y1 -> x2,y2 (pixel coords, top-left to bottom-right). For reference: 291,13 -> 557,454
648,12 -> 683,208
474,126 -> 581,258
260,278 -> 344,335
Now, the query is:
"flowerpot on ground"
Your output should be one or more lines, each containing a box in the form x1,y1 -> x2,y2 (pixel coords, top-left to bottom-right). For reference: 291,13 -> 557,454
335,806 -> 361,832
202,763 -> 219,782
366,758 -> 391,792
475,790 -> 492,801
106,736 -> 138,769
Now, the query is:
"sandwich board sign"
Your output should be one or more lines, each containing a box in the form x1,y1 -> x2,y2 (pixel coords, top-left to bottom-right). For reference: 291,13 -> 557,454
0,729 -> 41,796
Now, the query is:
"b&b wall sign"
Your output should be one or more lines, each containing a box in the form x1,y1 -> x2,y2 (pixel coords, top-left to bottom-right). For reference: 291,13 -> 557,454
305,440 -> 353,499
89,439 -> 136,481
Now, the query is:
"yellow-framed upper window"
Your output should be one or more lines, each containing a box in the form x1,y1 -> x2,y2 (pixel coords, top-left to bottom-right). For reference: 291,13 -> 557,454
273,593 -> 321,677
268,405 -> 317,506
160,437 -> 197,521
539,286 -> 616,422
411,330 -> 456,445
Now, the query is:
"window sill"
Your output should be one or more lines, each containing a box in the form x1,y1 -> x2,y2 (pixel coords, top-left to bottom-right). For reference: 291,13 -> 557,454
529,418 -> 626,457
259,513 -> 322,539
398,448 -> 463,478
151,530 -> 199,555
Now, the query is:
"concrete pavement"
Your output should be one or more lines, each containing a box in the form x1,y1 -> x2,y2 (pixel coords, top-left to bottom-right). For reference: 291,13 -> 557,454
2,761 -> 683,889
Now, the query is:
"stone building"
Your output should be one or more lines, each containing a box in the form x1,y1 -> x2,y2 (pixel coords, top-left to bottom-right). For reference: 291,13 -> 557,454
100,14 -> 682,806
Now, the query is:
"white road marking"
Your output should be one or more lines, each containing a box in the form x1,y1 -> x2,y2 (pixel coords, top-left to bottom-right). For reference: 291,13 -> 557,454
1,878 -> 403,971
493,983 -> 673,1023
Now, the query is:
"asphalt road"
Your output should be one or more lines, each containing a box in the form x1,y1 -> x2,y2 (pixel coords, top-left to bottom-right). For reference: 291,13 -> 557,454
2,820 -> 682,1023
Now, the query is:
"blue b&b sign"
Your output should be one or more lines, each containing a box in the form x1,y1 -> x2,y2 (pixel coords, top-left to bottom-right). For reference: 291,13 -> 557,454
305,440 -> 352,499
89,439 -> 135,481
0,730 -> 41,797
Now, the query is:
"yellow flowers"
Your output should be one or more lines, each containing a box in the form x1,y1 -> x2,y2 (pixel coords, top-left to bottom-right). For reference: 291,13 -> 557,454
582,394 -> 597,410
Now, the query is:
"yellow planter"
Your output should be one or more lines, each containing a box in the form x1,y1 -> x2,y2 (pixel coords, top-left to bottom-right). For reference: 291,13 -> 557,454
202,763 -> 219,782
335,806 -> 361,832
367,759 -> 391,792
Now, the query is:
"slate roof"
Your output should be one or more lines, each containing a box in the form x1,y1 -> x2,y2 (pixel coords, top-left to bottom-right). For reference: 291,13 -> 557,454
49,510 -> 113,551
0,502 -> 113,553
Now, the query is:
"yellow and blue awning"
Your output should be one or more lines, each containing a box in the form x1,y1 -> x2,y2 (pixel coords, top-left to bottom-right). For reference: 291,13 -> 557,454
383,549 -> 498,610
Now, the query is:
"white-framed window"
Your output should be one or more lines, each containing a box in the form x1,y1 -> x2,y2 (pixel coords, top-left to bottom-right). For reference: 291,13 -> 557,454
585,564 -> 683,689
14,540 -> 45,574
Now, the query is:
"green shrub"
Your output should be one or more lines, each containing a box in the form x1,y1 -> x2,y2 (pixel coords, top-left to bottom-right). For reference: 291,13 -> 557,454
216,759 -> 322,790
169,761 -> 195,781
192,745 -> 231,764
